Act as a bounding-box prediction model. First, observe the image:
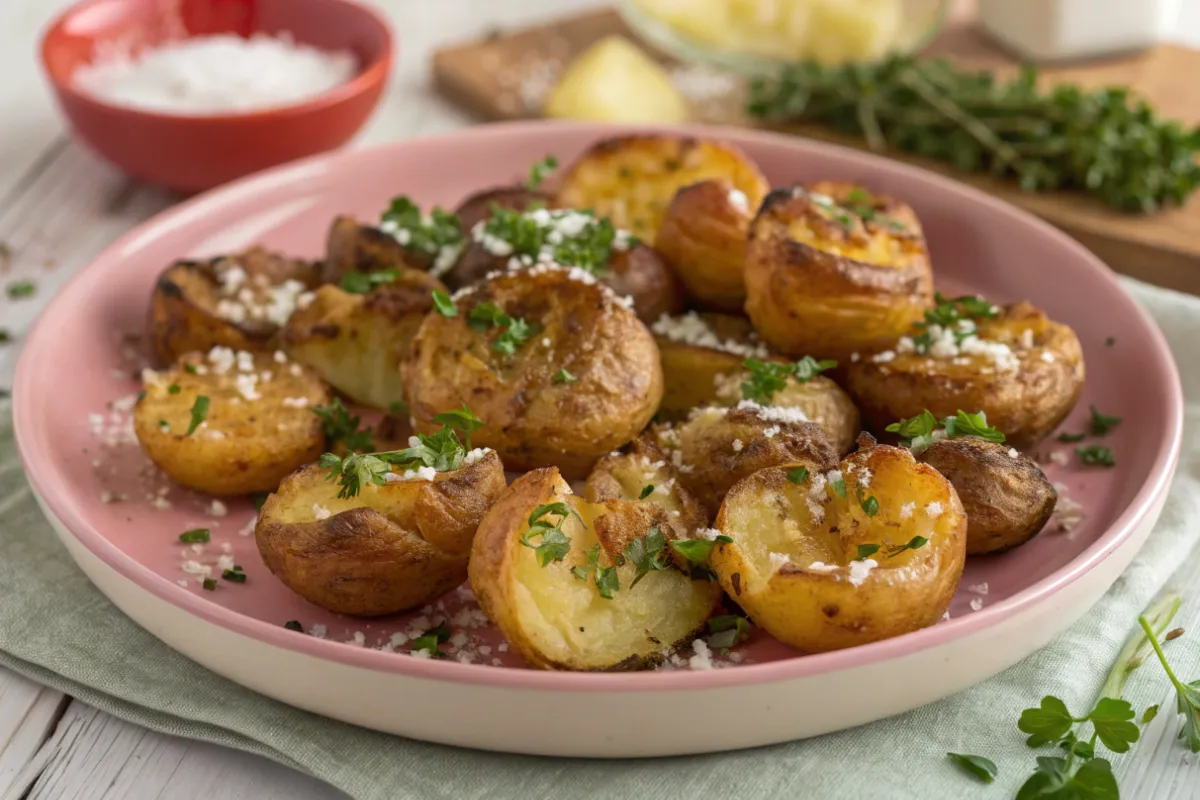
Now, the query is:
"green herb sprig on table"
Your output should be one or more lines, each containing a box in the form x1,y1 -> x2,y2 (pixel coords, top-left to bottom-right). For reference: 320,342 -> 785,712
748,56 -> 1200,212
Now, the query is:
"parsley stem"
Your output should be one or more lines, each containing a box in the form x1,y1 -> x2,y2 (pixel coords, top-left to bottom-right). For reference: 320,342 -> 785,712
1099,592 -> 1182,700
1137,613 -> 1186,693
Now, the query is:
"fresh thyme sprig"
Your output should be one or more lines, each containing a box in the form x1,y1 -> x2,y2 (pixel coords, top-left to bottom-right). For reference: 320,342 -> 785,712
748,56 -> 1200,212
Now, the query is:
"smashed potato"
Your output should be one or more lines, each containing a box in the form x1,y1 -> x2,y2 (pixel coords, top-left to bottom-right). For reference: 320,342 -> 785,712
133,349 -> 330,495
282,271 -> 445,410
148,247 -> 319,366
660,404 -> 838,515
256,450 -> 506,616
844,301 -> 1085,447
323,216 -> 427,285
584,437 -> 709,540
655,179 -> 758,312
652,311 -> 772,419
556,135 -> 769,245
711,441 -> 967,653
918,437 -> 1057,555
744,187 -> 933,361
402,268 -> 664,478
469,468 -> 722,670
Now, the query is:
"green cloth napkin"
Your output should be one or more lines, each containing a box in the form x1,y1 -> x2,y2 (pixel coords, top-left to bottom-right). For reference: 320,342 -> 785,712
1,277 -> 1198,800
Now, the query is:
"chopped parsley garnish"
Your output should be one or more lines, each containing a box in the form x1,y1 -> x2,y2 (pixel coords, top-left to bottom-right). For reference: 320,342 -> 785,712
829,475 -> 847,498
467,301 -> 536,356
388,400 -> 409,415
861,496 -> 879,517
1088,406 -> 1122,437
624,527 -> 669,589
284,620 -> 304,632
185,395 -> 209,436
411,623 -> 452,658
5,280 -> 35,300
221,567 -> 246,583
157,419 -> 169,429
855,544 -> 880,561
1077,445 -> 1116,467
786,466 -> 810,484
0,329 -> 9,343
521,502 -> 583,567
942,410 -> 1005,443
740,356 -> 837,404
480,205 -> 625,276
909,292 -> 999,354
380,196 -> 463,256
886,409 -> 938,450
340,268 -> 400,294
706,615 -> 752,651
552,368 -> 576,384
432,405 -> 484,448
202,578 -> 217,591
671,535 -> 732,571
432,289 -> 457,317
595,564 -> 619,599
525,154 -> 558,189
168,384 -> 181,394
251,493 -> 269,512
639,484 -> 654,500
178,528 -> 210,543
311,398 -> 375,452
1058,432 -> 1087,443
571,543 -> 600,581
946,753 -> 997,784
887,408 -> 1004,450
183,364 -> 199,375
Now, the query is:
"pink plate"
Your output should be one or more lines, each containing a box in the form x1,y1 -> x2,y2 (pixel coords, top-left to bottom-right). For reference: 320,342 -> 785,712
12,122 -> 1183,756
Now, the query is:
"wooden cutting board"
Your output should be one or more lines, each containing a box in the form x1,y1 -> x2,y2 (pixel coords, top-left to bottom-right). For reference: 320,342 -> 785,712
432,7 -> 1200,295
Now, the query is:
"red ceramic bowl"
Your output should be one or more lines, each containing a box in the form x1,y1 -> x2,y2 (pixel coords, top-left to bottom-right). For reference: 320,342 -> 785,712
40,0 -> 393,192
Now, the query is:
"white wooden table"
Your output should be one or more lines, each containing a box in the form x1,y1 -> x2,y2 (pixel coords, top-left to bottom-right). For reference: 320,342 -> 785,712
1,2 -> 1199,797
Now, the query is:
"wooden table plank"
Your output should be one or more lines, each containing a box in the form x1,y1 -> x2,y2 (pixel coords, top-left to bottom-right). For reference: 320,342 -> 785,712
0,672 -> 66,799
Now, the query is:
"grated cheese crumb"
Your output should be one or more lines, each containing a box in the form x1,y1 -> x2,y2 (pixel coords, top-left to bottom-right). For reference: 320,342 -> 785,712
731,438 -> 744,452
688,639 -> 714,671
848,558 -> 878,587
807,561 -> 839,573
925,501 -> 944,518
651,312 -> 769,359
312,504 -> 331,520
899,502 -> 915,520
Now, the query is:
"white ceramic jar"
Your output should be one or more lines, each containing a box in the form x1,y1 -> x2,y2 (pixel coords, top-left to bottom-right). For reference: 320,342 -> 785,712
978,0 -> 1181,62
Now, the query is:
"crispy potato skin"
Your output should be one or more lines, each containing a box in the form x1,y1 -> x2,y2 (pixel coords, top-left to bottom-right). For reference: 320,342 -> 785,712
654,313 -> 767,419
744,189 -> 933,362
148,248 -> 319,366
806,181 -> 924,236
844,302 -> 1085,447
281,272 -> 445,409
665,407 -> 838,515
322,216 -> 436,284
402,269 -> 664,478
256,451 -> 507,616
918,438 -> 1057,555
711,445 -> 967,653
133,352 -> 330,495
468,468 -> 722,670
556,135 -> 769,246
584,437 -> 710,539
655,180 -> 756,312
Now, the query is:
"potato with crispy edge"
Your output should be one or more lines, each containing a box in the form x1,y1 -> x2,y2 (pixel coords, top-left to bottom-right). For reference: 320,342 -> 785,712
133,350 -> 330,495
652,312 -> 771,419
281,271 -> 446,410
556,135 -> 770,246
469,468 -> 723,670
744,187 -> 933,362
322,216 -> 430,285
844,301 -> 1085,447
256,450 -> 506,616
711,440 -> 967,653
918,437 -> 1057,555
655,179 -> 758,312
402,268 -> 664,478
148,247 -> 319,366
659,404 -> 838,515
584,437 -> 710,540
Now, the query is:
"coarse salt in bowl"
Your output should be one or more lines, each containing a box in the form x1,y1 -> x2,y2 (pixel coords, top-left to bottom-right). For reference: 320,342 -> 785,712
40,0 -> 394,192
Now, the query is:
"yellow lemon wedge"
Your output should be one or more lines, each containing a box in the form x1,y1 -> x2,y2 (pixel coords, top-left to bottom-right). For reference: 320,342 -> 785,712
542,36 -> 690,124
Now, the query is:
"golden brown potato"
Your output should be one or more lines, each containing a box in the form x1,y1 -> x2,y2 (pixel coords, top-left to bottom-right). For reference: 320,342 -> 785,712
584,437 -> 710,539
651,311 -> 772,419
655,179 -> 757,312
256,450 -> 506,616
713,374 -> 861,457
148,247 -> 319,366
133,349 -> 330,495
918,437 -> 1057,555
805,181 -> 924,236
658,405 -> 838,515
322,216 -> 428,285
469,468 -> 723,670
844,301 -> 1085,447
556,135 -> 770,245
744,187 -> 933,362
402,268 -> 664,478
711,441 -> 967,653
447,188 -> 556,290
281,271 -> 446,410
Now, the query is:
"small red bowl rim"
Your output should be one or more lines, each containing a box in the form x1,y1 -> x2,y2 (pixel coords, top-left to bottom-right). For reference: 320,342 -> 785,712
38,0 -> 394,124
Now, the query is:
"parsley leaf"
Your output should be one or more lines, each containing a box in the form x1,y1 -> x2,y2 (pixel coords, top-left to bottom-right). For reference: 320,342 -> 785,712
380,196 -> 463,256
639,484 -> 654,500
946,753 -> 997,783
1058,432 -> 1087,443
624,527 -> 669,589
943,410 -> 1005,443
284,620 -> 304,632
886,409 -> 938,451
1019,696 -> 1075,747
1087,697 -> 1139,753
340,268 -> 400,294
311,398 -> 375,452
525,155 -> 558,189
432,289 -> 457,317
856,544 -> 880,561
1137,614 -> 1200,753
179,528 -> 210,543
221,567 -> 246,583
861,496 -> 879,517
829,475 -> 847,498
786,466 -> 810,484
168,384 -> 181,394
481,205 -> 621,276
572,543 -> 600,582
467,301 -> 536,355
202,578 -> 217,591
432,405 -> 484,448
185,396 -> 209,436
520,502 -> 583,567
707,615 -> 752,651
5,280 -> 35,300
1016,756 -> 1118,800
411,623 -> 452,657
594,565 -> 619,599
670,536 -> 732,568
1076,445 -> 1116,467
552,368 -> 576,384
740,356 -> 837,404
1088,406 -> 1122,437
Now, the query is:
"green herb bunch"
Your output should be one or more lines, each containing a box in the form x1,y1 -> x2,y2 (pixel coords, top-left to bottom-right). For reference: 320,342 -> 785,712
748,56 -> 1200,212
